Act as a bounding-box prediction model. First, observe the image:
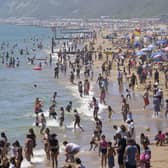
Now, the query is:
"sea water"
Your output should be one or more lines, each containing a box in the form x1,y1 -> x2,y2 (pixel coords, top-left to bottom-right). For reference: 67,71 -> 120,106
0,23 -> 90,140
0,23 -> 100,167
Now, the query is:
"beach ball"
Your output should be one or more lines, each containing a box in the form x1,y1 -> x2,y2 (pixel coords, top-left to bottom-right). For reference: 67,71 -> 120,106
140,153 -> 145,161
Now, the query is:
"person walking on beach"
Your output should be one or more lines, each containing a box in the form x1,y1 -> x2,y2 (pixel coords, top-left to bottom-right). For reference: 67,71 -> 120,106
143,90 -> 150,109
107,105 -> 114,119
84,79 -> 90,95
124,139 -> 138,168
165,99 -> 168,119
153,94 -> 160,118
73,109 -> 84,132
92,97 -> 99,120
154,69 -> 159,83
117,70 -> 123,86
89,130 -> 100,151
70,71 -> 75,84
121,101 -> 130,122
140,141 -> 151,168
107,141 -> 116,168
49,134 -> 59,168
100,87 -> 106,104
130,73 -> 137,91
99,135 -> 108,168
97,73 -> 103,89
116,133 -> 126,168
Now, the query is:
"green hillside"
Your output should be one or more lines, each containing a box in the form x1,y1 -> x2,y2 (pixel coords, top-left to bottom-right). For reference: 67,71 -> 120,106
0,0 -> 167,19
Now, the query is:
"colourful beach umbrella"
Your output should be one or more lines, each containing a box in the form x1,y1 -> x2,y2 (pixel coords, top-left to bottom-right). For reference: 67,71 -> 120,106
151,52 -> 164,61
136,51 -> 145,56
156,40 -> 167,45
148,44 -> 155,50
151,52 -> 163,57
141,48 -> 152,52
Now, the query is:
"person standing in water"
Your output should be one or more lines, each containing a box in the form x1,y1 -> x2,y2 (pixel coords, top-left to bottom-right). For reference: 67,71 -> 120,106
24,134 -> 34,163
70,71 -> 75,84
66,101 -> 72,112
40,113 -> 46,135
49,104 -> 57,120
49,134 -> 59,168
13,140 -> 23,168
91,97 -> 99,120
78,81 -> 83,97
73,109 -> 84,132
59,107 -> 64,127
54,65 -> 59,79
165,99 -> 168,119
28,128 -> 36,153
43,128 -> 51,161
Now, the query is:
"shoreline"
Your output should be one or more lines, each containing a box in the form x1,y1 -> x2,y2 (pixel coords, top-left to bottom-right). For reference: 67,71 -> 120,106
42,28 -> 168,168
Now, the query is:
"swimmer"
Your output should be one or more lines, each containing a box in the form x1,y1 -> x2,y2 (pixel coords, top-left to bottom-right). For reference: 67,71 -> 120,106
66,101 -> 72,112
40,114 -> 46,135
33,84 -> 37,88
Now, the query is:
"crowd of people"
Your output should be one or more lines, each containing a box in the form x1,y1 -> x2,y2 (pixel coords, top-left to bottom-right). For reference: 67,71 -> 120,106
0,22 -> 168,168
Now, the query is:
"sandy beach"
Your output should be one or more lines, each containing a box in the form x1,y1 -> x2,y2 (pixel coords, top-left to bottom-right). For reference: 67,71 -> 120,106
50,28 -> 168,168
